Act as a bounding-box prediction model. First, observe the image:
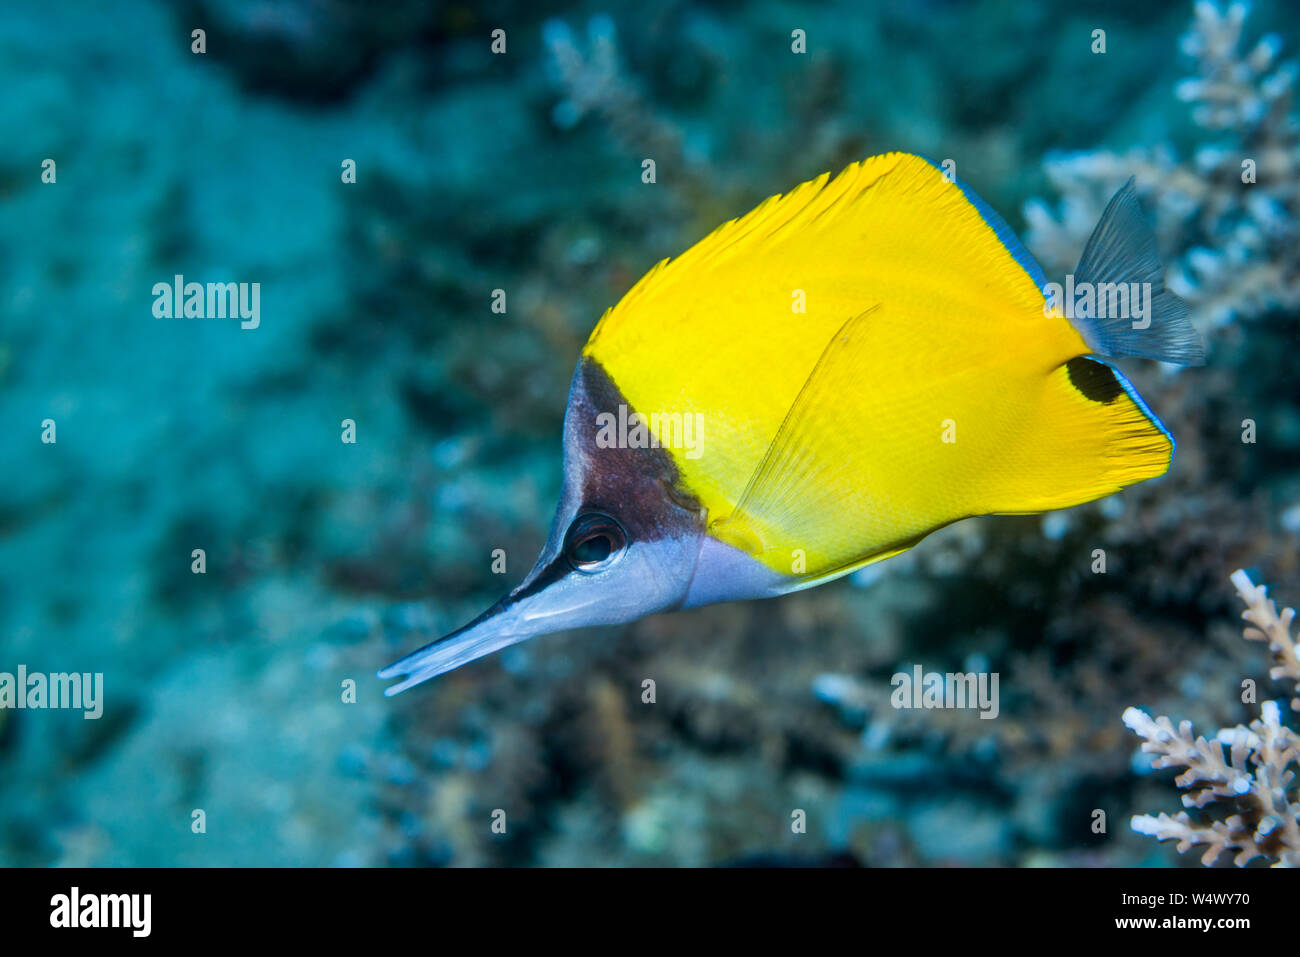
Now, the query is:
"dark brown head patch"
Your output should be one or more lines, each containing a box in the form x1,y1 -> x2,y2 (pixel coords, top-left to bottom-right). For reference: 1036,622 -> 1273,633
564,357 -> 703,543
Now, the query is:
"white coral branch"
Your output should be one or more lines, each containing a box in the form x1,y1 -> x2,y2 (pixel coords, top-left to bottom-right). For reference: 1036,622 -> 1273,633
1124,571 -> 1300,867
542,16 -> 685,164
1231,568 -> 1300,708
1131,810 -> 1268,866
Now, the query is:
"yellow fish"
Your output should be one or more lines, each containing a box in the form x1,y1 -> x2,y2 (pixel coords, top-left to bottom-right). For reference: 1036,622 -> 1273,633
381,152 -> 1204,694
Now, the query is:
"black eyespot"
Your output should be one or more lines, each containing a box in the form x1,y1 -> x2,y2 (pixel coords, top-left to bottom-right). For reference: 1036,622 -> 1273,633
1066,356 -> 1123,404
564,512 -> 627,573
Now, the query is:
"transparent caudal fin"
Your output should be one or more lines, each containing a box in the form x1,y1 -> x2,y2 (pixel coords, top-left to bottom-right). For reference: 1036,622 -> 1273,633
1068,178 -> 1206,366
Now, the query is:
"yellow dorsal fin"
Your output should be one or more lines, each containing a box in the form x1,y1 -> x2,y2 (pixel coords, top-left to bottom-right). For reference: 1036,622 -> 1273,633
586,153 -> 1049,358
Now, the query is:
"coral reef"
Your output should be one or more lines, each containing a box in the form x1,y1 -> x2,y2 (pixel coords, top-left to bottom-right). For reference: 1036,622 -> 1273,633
1125,570 -> 1300,866
1026,0 -> 1299,328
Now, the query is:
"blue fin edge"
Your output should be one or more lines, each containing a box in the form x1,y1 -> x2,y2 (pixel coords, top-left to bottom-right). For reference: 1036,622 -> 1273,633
1095,356 -> 1176,460
918,154 -> 1050,294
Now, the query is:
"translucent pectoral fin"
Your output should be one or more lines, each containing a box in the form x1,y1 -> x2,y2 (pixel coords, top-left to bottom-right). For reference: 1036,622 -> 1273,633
710,305 -> 905,580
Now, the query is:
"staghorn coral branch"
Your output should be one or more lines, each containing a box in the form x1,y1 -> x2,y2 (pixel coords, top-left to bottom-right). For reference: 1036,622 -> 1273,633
1125,570 -> 1300,867
1231,568 -> 1300,709
1123,708 -> 1254,809
542,16 -> 685,167
1131,809 -> 1271,867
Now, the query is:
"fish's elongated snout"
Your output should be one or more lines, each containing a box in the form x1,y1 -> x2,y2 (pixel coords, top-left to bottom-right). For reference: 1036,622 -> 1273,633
377,595 -> 534,695
377,554 -> 630,694
379,530 -> 703,694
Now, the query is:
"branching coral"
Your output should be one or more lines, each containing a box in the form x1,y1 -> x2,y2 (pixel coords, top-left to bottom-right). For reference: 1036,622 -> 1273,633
1234,567 -> 1300,710
542,15 -> 685,168
1125,569 -> 1300,866
1026,0 -> 1299,327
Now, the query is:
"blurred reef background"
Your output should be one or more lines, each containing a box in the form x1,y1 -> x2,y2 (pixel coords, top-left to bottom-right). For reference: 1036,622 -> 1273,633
1,0 -> 1298,866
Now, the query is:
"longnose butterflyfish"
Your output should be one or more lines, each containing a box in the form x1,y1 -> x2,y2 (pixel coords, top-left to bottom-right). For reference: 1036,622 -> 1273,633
381,151 -> 1204,694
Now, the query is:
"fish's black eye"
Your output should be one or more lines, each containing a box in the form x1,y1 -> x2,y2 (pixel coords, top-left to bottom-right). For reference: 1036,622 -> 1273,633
564,512 -> 627,573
